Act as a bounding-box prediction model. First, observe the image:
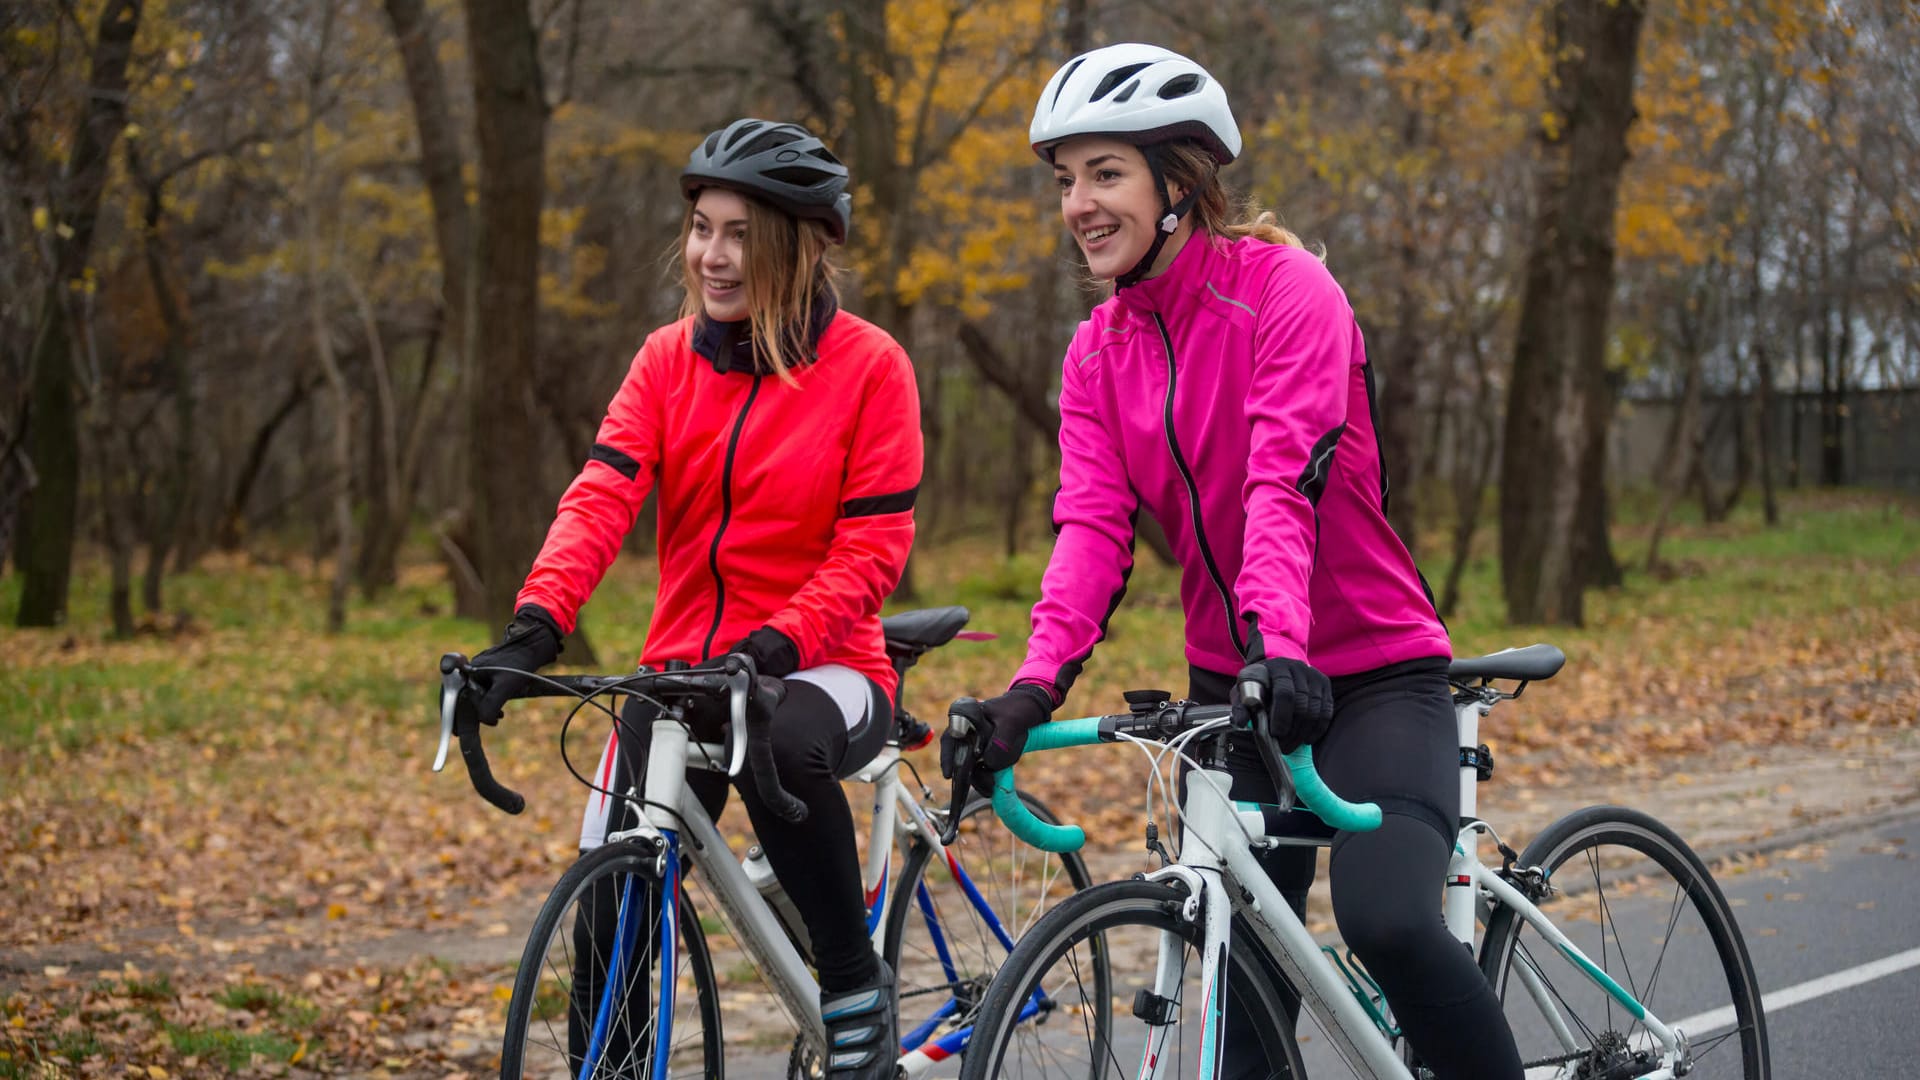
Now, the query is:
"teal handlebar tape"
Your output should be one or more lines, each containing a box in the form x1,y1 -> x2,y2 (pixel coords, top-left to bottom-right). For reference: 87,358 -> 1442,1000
1019,716 -> 1103,752
1283,746 -> 1382,832
990,717 -> 1101,853
993,770 -> 1085,853
987,715 -> 1381,848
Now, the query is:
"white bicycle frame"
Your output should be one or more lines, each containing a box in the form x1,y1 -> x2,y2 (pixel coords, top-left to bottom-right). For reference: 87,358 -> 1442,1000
611,717 -> 991,1077
1136,694 -> 1694,1080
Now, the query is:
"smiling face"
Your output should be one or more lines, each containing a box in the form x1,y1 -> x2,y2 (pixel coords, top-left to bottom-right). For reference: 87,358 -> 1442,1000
684,187 -> 751,322
1051,136 -> 1190,281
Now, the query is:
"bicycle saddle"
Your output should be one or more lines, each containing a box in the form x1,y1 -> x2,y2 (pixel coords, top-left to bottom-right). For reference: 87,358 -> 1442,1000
881,606 -> 971,654
1448,644 -> 1566,683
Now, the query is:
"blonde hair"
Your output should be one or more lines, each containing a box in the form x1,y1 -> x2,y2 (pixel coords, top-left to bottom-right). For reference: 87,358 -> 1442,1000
678,193 -> 840,384
1157,141 -> 1310,250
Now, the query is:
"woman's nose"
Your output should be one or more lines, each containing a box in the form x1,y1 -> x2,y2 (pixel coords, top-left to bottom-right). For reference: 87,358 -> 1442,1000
1062,181 -> 1093,221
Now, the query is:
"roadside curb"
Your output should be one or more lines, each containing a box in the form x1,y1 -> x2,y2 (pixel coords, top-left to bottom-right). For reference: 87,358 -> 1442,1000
1689,795 -> 1920,869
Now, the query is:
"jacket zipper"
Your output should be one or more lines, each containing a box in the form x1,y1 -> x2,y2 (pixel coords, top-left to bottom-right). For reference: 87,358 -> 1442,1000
702,373 -> 763,657
1154,312 -> 1246,659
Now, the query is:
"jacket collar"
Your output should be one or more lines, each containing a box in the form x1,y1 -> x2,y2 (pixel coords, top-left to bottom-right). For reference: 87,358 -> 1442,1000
691,290 -> 840,375
1115,230 -> 1220,315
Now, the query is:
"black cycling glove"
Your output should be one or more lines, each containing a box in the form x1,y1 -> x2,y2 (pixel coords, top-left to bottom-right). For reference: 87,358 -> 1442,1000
1230,656 -> 1333,753
941,682 -> 1055,797
471,605 -> 564,724
725,626 -> 801,679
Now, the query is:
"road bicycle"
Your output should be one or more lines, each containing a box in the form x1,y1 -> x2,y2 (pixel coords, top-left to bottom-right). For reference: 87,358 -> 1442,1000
434,606 -> 1101,1078
948,644 -> 1772,1079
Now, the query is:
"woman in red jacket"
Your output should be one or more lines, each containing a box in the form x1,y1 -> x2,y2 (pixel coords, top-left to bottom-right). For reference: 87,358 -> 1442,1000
470,118 -> 920,1079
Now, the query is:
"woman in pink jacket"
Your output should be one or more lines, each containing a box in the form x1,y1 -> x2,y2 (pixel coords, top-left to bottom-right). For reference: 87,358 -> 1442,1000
951,44 -> 1523,1079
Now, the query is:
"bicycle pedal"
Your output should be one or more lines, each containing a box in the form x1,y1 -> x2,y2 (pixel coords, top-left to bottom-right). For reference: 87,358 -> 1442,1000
1132,989 -> 1178,1026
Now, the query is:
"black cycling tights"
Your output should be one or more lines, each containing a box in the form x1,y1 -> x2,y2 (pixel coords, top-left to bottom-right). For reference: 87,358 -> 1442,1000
1191,659 -> 1522,1080
603,675 -> 889,993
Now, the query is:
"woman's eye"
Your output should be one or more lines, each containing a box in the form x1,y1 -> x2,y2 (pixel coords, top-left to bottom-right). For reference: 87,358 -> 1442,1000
1096,169 -> 1120,182
1056,176 -> 1073,192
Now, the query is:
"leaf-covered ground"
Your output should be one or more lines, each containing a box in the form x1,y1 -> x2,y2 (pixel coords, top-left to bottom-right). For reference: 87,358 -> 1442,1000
3,490 -> 1917,1075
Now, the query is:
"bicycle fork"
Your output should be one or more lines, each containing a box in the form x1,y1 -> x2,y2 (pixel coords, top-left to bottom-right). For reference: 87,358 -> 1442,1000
1135,863 -> 1233,1080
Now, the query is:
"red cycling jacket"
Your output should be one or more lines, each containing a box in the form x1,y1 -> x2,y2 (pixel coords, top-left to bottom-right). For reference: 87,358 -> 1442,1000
516,309 -> 922,698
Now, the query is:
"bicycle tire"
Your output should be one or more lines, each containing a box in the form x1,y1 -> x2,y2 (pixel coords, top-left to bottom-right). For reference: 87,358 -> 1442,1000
501,840 -> 723,1079
877,789 -> 1103,1075
1479,805 -> 1770,1080
958,878 -> 1306,1080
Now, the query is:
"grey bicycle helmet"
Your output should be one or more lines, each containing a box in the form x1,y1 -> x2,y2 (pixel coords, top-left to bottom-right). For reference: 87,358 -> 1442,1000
681,119 -> 852,244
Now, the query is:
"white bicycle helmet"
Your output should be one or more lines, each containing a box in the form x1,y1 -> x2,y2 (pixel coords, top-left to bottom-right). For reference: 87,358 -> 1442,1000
1029,43 -> 1241,164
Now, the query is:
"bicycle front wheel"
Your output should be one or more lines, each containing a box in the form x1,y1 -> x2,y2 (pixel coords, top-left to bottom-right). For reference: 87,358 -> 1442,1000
502,840 -> 723,1079
958,878 -> 1305,1080
1479,805 -> 1770,1080
881,789 -> 1101,1073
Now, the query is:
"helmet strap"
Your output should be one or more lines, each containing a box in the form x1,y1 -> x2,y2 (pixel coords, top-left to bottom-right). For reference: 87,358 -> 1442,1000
1115,145 -> 1199,289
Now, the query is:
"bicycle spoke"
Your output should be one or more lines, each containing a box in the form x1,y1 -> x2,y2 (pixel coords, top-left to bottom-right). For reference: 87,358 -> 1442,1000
1630,872 -> 1692,1047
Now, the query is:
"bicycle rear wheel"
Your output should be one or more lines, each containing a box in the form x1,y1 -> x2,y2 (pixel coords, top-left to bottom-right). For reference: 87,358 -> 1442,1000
502,840 -> 723,1079
958,878 -> 1305,1080
881,790 -> 1101,1073
1479,805 -> 1770,1080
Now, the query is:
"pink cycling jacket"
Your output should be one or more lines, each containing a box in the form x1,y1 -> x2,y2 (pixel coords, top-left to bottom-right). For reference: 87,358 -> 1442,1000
1013,234 -> 1450,696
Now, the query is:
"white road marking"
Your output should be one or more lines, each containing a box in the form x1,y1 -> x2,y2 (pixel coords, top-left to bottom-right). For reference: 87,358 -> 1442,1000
1674,945 -> 1920,1036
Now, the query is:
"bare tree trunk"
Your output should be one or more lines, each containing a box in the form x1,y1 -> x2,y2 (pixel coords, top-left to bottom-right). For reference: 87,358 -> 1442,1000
1754,342 -> 1779,524
345,272 -> 433,596
101,433 -> 137,639
1578,368 -> 1624,589
383,0 -> 482,617
1437,413 -> 1496,620
1645,321 -> 1705,571
1437,326 -> 1499,619
128,145 -> 193,615
1003,412 -> 1031,557
302,0 -> 351,634
219,369 -> 315,549
464,0 -> 549,629
1498,0 -> 1647,626
15,0 -> 142,627
0,418 -> 35,575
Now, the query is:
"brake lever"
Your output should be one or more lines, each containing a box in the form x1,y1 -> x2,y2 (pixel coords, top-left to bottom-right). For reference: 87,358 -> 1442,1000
1238,676 -> 1298,814
434,652 -> 469,773
939,703 -> 978,846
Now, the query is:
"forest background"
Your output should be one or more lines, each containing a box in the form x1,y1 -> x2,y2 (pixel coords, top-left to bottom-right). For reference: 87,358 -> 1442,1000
3,0 -> 1919,1074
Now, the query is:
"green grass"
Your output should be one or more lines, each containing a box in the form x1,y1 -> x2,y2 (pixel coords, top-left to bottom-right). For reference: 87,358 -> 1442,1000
86,972 -> 176,1003
215,984 -> 318,1026
52,1029 -> 102,1062
163,1025 -> 299,1069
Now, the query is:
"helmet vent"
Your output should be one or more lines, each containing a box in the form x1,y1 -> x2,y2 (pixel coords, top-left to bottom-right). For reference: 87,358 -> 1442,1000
1158,73 -> 1204,99
1111,79 -> 1139,103
764,165 -> 830,186
738,130 -> 797,158
723,121 -> 767,151
1091,63 -> 1151,102
1051,57 -> 1086,108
